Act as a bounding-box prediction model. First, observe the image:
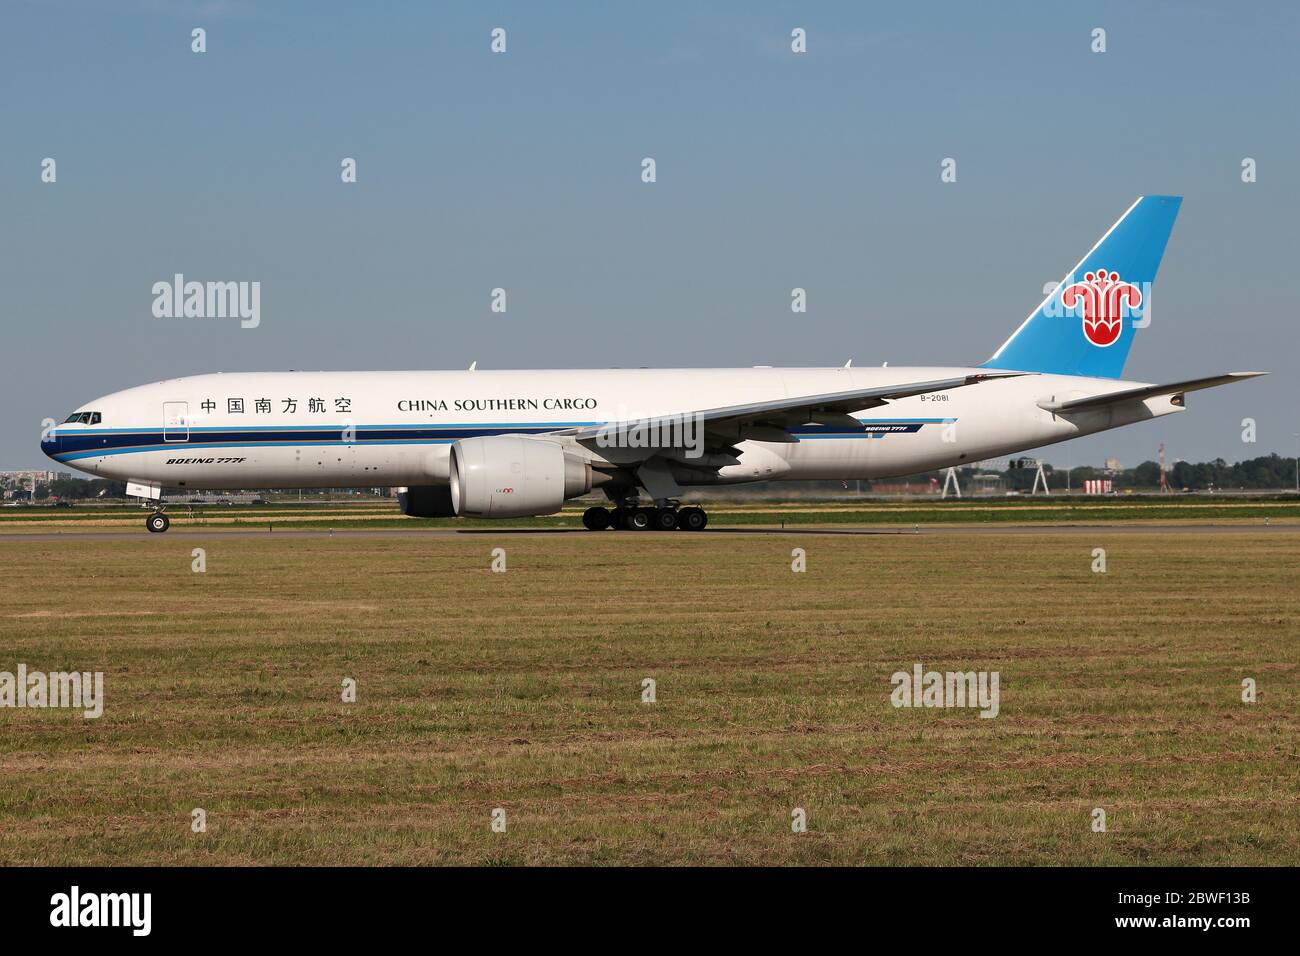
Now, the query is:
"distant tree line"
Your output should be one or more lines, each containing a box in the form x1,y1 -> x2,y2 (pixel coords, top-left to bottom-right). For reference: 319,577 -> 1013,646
6,476 -> 127,500
5,454 -> 1297,501
895,453 -> 1299,492
737,453 -> 1300,495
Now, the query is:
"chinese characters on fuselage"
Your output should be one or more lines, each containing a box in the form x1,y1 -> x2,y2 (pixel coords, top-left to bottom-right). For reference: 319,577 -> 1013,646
196,398 -> 353,414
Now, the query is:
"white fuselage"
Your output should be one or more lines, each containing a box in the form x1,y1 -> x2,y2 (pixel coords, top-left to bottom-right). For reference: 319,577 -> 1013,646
46,367 -> 1180,491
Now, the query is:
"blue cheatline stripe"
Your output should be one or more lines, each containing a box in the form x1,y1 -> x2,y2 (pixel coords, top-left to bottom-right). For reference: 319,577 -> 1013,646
854,419 -> 953,424
54,439 -> 458,462
51,418 -> 955,462
52,424 -> 578,457
50,421 -> 604,435
51,417 -> 949,437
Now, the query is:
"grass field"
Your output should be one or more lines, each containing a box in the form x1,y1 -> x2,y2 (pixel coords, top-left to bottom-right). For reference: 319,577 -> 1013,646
1,521 -> 1297,865
4,494 -> 1300,532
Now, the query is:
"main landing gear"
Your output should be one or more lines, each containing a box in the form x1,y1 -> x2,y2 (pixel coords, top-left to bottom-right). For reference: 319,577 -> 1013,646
581,505 -> 708,532
146,511 -> 170,533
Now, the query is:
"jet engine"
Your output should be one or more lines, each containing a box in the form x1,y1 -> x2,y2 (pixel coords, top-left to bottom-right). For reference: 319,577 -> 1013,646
449,436 -> 592,517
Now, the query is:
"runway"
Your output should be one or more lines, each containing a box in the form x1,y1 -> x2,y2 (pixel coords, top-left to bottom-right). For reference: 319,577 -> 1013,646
0,523 -> 1291,542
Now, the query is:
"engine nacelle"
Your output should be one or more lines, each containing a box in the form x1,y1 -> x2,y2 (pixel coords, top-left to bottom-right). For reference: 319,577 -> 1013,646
449,436 -> 592,517
397,484 -> 456,518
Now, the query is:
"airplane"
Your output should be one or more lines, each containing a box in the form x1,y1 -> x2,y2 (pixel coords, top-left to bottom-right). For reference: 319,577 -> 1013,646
43,195 -> 1262,533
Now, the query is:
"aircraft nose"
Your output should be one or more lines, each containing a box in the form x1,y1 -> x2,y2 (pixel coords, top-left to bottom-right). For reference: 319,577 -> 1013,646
41,426 -> 61,460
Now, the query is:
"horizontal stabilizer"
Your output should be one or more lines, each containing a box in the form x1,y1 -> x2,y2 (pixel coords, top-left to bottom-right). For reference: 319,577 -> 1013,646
1039,372 -> 1266,413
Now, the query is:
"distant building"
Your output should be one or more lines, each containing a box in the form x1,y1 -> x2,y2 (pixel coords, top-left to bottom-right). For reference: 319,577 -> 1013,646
0,470 -> 69,483
970,473 -> 1005,494
1103,458 -> 1122,475
869,478 -> 940,495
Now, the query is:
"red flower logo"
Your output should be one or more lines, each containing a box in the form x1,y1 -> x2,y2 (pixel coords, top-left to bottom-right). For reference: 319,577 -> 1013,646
1061,270 -> 1142,348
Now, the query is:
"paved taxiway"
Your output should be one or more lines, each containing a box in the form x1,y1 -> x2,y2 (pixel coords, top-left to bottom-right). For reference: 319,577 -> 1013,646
0,523 -> 1292,542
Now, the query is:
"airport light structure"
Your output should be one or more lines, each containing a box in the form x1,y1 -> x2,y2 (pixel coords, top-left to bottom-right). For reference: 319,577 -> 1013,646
941,467 -> 961,499
1009,457 -> 1051,495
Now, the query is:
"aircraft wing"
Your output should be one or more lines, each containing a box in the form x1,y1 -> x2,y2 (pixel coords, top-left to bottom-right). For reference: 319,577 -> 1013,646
1039,372 -> 1266,413
566,371 -> 1024,446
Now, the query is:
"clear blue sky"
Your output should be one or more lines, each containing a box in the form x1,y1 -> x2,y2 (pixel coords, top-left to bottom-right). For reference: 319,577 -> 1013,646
3,0 -> 1297,469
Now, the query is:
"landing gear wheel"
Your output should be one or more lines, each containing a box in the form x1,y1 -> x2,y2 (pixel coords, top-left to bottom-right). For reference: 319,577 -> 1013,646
626,508 -> 652,531
582,506 -> 611,531
146,512 -> 170,533
678,507 -> 707,531
653,508 -> 678,531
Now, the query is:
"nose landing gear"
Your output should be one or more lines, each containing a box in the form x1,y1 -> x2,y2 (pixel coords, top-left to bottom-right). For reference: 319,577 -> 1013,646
146,512 -> 170,533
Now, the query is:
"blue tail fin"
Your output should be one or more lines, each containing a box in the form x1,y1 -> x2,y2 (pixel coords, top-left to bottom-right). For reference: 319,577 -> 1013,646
982,195 -> 1181,378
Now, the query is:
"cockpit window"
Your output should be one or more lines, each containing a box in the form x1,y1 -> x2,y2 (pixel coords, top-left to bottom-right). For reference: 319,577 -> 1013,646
89,412 -> 101,424
63,412 -> 101,425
